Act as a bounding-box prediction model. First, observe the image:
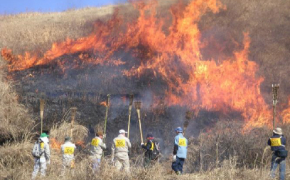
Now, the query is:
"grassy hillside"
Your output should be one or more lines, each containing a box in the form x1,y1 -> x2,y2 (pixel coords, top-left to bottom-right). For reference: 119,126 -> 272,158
0,0 -> 179,54
1,0 -> 290,101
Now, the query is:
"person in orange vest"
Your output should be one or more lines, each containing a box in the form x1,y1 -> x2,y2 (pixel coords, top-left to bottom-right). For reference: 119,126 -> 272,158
268,127 -> 287,180
61,136 -> 76,176
89,132 -> 106,173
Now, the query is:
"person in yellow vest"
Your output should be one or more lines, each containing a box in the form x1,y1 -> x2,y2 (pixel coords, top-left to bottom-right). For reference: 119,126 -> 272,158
268,127 -> 287,180
61,136 -> 76,176
89,132 -> 106,173
111,129 -> 131,173
141,133 -> 160,168
31,133 -> 50,180
172,127 -> 188,175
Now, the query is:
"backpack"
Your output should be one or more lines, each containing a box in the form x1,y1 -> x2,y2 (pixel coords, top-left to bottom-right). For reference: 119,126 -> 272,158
32,141 -> 44,158
151,141 -> 160,160
275,150 -> 288,158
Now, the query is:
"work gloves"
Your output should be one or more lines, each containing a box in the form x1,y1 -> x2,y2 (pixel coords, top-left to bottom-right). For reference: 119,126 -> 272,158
172,155 -> 177,162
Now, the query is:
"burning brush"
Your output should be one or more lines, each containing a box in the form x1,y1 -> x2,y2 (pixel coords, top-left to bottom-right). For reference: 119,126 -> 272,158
134,101 -> 143,143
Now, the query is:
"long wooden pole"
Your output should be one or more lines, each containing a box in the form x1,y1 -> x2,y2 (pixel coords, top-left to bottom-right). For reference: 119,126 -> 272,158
70,107 -> 77,138
127,94 -> 134,138
135,101 -> 143,143
40,99 -> 45,133
103,94 -> 110,143
272,84 -> 279,130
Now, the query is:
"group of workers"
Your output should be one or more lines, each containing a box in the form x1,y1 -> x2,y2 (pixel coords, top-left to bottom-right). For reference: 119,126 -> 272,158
31,126 -> 287,180
31,126 -> 188,179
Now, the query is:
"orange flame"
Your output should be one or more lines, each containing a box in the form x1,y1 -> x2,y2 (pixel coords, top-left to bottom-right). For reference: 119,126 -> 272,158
1,0 -> 288,130
100,101 -> 108,107
50,138 -> 61,150
50,138 -> 85,149
75,141 -> 85,148
282,97 -> 290,124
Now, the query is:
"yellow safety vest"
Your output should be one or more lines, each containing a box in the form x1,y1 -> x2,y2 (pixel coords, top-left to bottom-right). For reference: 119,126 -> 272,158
91,138 -> 99,147
270,137 -> 282,147
144,141 -> 154,151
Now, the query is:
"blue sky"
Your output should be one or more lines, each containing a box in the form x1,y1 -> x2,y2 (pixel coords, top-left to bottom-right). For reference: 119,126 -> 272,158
0,0 -> 127,15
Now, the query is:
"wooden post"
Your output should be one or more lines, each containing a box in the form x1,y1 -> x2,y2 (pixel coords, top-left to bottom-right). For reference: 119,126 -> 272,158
135,101 -> 143,143
127,94 -> 134,138
272,84 -> 279,129
70,107 -> 77,138
103,94 -> 110,143
40,99 -> 45,133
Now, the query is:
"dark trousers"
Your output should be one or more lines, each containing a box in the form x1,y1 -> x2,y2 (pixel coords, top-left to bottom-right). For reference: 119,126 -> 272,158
172,156 -> 185,173
144,156 -> 151,168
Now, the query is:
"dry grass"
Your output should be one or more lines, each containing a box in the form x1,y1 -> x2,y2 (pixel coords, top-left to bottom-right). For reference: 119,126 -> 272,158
0,119 -> 289,179
0,141 -> 33,179
0,58 -> 33,142
0,6 -> 116,54
0,154 -> 276,180
0,0 -> 179,54
50,121 -> 88,143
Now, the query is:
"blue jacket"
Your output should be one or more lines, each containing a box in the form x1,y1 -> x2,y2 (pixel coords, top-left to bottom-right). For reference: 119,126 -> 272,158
268,134 -> 286,151
173,133 -> 188,159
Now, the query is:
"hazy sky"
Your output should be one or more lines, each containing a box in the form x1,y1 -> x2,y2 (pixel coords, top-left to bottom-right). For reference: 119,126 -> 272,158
0,0 -> 127,14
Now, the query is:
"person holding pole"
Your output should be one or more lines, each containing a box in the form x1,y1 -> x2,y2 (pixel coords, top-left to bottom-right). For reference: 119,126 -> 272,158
141,133 -> 160,168
268,127 -> 287,180
89,132 -> 106,173
172,127 -> 188,175
111,129 -> 131,173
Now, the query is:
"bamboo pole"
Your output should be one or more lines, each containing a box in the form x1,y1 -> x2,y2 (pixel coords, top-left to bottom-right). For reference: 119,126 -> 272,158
70,107 -> 77,138
272,84 -> 279,130
40,99 -> 45,133
103,94 -> 110,143
135,101 -> 143,143
127,94 -> 134,138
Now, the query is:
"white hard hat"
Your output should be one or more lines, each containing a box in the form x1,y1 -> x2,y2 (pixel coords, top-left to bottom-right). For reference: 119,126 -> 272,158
119,129 -> 127,134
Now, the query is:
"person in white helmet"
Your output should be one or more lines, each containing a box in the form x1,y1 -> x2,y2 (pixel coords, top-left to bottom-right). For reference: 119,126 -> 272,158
111,129 -> 131,173
268,127 -> 287,180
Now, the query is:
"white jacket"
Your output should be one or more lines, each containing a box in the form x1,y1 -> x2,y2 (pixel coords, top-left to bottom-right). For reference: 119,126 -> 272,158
61,141 -> 76,163
90,137 -> 106,159
112,134 -> 131,154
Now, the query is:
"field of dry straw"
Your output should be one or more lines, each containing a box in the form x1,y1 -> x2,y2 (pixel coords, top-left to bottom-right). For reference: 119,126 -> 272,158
0,0 -> 290,179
